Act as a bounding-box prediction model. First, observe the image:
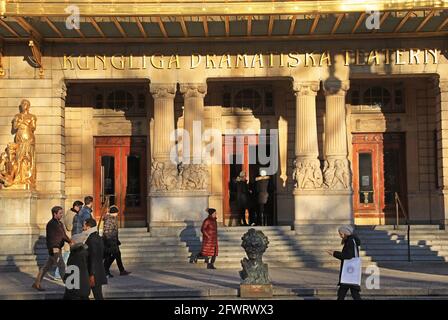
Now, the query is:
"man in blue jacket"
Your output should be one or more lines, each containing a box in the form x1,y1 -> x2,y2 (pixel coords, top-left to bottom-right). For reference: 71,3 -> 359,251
72,196 -> 94,236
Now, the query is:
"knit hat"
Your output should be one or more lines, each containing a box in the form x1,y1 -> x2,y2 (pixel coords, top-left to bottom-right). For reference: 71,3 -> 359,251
338,225 -> 354,236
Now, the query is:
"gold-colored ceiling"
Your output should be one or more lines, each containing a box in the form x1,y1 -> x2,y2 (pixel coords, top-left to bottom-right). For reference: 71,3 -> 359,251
0,1 -> 447,43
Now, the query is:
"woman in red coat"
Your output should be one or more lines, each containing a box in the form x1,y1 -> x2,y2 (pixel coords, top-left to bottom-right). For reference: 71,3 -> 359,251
193,208 -> 219,269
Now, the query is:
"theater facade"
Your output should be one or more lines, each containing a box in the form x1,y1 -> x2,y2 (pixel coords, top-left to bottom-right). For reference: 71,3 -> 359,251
1,1 -> 448,254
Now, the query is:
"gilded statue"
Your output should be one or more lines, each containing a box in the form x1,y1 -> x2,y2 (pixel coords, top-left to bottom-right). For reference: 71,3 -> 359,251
0,99 -> 37,189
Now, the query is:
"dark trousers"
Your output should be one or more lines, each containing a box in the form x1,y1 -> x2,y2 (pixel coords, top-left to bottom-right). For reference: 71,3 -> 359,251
337,286 -> 362,300
104,247 -> 125,274
239,208 -> 248,225
258,203 -> 266,226
91,285 -> 104,300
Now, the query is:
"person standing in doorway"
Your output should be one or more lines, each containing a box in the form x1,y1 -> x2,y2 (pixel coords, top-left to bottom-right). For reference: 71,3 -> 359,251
72,196 -> 94,236
32,206 -> 73,291
192,208 -> 219,269
54,200 -> 83,280
327,225 -> 362,300
103,205 -> 131,278
236,171 -> 250,226
255,169 -> 270,226
83,218 -> 108,300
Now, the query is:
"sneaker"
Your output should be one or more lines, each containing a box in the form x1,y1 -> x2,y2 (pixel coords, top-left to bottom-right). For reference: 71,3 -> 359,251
207,264 -> 217,270
32,283 -> 45,291
120,271 -> 131,276
106,273 -> 114,278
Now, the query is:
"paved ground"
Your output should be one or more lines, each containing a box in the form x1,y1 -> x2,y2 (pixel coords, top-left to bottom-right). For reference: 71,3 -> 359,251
1,263 -> 448,299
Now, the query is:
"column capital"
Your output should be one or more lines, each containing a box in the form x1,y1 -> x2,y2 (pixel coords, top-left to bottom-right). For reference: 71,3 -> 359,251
179,83 -> 207,99
293,81 -> 320,97
322,80 -> 350,96
150,83 -> 176,99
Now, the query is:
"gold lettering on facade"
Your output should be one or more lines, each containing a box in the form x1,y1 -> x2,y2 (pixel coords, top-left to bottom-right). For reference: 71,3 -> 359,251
395,49 -> 405,65
367,50 -> 380,65
424,49 -> 439,64
168,55 -> 180,69
269,53 -> 275,67
251,54 -> 264,68
76,55 -> 89,70
206,54 -> 217,68
279,53 -> 285,67
150,54 -> 164,69
344,50 -> 352,66
63,55 -> 74,70
219,54 -> 232,68
319,51 -> 331,66
287,52 -> 300,67
94,55 -> 106,70
129,54 -> 140,70
305,52 -> 316,67
111,55 -> 125,70
236,54 -> 249,68
191,54 -> 202,69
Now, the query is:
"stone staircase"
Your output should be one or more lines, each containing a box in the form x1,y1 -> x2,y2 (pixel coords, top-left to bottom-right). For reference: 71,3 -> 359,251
2,225 -> 448,273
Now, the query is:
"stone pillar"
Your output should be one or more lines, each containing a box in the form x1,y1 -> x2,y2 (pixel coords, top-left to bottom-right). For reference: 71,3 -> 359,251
150,83 -> 176,162
322,80 -> 351,190
436,79 -> 448,226
292,80 -> 351,234
180,83 -> 207,163
148,83 -> 208,236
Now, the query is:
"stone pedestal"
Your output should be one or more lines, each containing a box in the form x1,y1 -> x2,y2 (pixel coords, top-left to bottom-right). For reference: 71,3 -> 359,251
149,191 -> 209,236
240,284 -> 273,298
0,190 -> 40,255
294,189 -> 353,231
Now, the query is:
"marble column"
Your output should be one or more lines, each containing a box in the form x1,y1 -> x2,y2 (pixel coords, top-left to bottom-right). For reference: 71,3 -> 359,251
322,80 -> 351,190
150,83 -> 176,163
148,83 -> 208,236
180,83 -> 207,164
293,80 -> 352,232
292,81 -> 322,190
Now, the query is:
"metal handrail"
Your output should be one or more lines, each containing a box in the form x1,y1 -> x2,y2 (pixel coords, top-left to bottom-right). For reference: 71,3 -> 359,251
394,192 -> 411,262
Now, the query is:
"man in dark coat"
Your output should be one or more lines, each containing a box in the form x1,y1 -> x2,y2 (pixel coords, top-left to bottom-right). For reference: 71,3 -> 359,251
32,206 -> 72,291
192,208 -> 219,269
327,225 -> 362,300
83,217 -> 108,300
63,242 -> 90,300
255,170 -> 270,226
236,171 -> 250,226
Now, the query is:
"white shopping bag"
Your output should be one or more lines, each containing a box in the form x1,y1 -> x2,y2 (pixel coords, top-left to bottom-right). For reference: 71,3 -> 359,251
340,239 -> 362,286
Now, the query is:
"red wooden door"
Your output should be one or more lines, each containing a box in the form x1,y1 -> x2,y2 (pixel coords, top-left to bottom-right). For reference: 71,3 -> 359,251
352,133 -> 385,223
94,136 -> 147,227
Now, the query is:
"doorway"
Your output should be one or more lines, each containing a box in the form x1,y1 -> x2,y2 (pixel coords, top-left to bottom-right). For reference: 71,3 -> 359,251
222,135 -> 276,226
352,133 -> 408,225
94,136 -> 147,227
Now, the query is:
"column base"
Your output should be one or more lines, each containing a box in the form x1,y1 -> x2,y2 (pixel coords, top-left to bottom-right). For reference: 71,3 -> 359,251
293,189 -> 353,234
149,191 -> 209,236
0,190 -> 40,255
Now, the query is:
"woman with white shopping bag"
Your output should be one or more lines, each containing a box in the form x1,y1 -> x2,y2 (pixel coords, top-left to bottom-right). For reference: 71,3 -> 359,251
326,225 -> 362,300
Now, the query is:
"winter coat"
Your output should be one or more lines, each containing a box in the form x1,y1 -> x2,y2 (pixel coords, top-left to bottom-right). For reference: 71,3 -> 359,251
236,180 -> 250,209
333,235 -> 362,290
255,177 -> 270,204
200,216 -> 218,257
63,243 -> 90,300
85,231 -> 108,286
